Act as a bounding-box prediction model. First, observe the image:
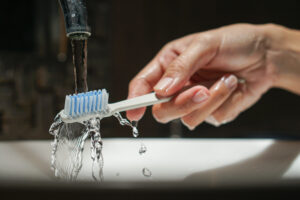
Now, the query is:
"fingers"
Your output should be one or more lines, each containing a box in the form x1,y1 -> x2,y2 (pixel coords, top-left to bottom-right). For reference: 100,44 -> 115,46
126,42 -> 183,121
152,85 -> 210,123
205,89 -> 243,127
206,81 -> 261,127
126,60 -> 163,121
154,33 -> 220,97
181,75 -> 238,130
127,33 -> 220,121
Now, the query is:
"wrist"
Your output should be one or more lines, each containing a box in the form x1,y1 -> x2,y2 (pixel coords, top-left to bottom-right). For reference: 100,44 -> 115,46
263,24 -> 300,94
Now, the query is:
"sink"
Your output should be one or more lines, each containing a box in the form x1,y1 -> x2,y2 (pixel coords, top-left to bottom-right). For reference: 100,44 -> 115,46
1,138 -> 300,199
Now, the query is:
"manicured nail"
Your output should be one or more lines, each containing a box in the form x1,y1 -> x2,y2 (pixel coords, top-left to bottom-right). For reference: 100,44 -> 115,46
192,90 -> 209,103
154,77 -> 173,92
224,75 -> 238,89
181,119 -> 195,131
205,115 -> 221,127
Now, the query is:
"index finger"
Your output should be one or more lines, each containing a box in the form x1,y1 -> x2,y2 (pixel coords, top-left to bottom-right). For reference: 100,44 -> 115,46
126,35 -> 196,121
126,57 -> 164,121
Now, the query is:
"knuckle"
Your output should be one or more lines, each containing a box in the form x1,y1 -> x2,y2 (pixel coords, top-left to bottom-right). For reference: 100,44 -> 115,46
196,33 -> 215,44
129,77 -> 143,90
263,23 -> 277,31
129,77 -> 149,94
162,41 -> 175,51
167,58 -> 186,74
165,41 -> 174,49
128,79 -> 137,91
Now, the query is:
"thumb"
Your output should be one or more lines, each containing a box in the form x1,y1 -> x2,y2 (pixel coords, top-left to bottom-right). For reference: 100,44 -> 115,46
154,35 -> 219,97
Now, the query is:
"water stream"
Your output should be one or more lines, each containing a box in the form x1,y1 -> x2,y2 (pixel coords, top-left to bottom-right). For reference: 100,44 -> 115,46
71,39 -> 88,93
49,37 -> 151,182
49,112 -> 140,181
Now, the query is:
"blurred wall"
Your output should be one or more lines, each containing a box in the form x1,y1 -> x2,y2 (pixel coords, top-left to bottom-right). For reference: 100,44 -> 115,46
0,0 -> 299,140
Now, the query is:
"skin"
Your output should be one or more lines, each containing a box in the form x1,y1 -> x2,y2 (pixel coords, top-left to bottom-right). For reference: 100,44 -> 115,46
126,23 -> 300,129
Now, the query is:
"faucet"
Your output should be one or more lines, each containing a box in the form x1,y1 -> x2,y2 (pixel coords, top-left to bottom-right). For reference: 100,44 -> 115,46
58,0 -> 90,93
58,0 -> 91,40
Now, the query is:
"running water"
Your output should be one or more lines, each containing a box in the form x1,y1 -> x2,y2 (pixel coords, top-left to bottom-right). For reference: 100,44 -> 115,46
49,115 -> 90,181
50,37 -> 148,181
71,39 -> 88,93
49,111 -> 138,181
87,118 -> 104,181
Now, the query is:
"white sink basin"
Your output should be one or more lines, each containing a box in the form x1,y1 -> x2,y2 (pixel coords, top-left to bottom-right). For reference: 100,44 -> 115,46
0,138 -> 300,186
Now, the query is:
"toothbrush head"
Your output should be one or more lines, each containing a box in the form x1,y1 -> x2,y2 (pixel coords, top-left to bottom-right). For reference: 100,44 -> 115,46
60,89 -> 109,123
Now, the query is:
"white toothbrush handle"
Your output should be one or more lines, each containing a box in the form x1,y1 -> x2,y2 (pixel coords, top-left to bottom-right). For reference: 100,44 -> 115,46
108,92 -> 172,114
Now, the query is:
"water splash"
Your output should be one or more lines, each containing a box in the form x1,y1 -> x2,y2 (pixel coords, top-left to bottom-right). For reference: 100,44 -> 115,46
86,118 -> 104,182
49,114 -> 63,177
113,112 -> 139,137
49,115 -> 90,181
49,111 -> 138,182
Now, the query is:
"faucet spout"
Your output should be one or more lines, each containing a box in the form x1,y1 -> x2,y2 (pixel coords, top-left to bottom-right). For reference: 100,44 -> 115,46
59,0 -> 91,39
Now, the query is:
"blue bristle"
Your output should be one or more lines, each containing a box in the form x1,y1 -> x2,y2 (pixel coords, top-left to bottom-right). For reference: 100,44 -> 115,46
88,92 -> 92,112
90,92 -> 93,112
98,90 -> 102,111
93,91 -> 97,112
86,93 -> 90,113
74,95 -> 77,115
90,92 -> 94,112
99,91 -> 103,110
72,96 -> 75,116
78,94 -> 82,115
95,91 -> 99,111
64,89 -> 108,118
82,94 -> 86,114
69,96 -> 73,116
84,95 -> 88,114
77,95 -> 80,115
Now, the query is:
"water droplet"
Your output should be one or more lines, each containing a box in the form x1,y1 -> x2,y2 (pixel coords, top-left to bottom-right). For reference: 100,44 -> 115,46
139,143 -> 147,155
142,168 -> 152,177
113,113 -> 139,137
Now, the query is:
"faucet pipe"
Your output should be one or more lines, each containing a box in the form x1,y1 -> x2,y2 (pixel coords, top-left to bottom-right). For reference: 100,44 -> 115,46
58,0 -> 91,40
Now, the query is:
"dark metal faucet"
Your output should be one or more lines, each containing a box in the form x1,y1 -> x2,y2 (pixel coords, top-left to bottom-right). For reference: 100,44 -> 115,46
58,0 -> 90,93
58,0 -> 91,39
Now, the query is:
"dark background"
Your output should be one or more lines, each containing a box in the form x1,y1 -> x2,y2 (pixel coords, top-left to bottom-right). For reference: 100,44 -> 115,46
0,0 -> 299,140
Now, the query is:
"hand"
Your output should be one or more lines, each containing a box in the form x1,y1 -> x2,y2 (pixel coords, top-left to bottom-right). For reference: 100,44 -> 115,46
126,23 -> 300,129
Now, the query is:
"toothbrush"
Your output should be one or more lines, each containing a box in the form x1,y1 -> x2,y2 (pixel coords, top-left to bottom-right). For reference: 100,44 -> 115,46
59,89 -> 172,124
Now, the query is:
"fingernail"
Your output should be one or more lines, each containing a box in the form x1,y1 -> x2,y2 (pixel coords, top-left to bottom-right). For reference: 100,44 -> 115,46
154,77 -> 173,92
181,119 -> 195,131
205,115 -> 221,127
224,75 -> 238,89
187,125 -> 195,131
192,90 -> 209,103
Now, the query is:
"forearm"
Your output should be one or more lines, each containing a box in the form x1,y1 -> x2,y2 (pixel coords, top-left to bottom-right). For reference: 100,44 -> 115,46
265,24 -> 300,95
